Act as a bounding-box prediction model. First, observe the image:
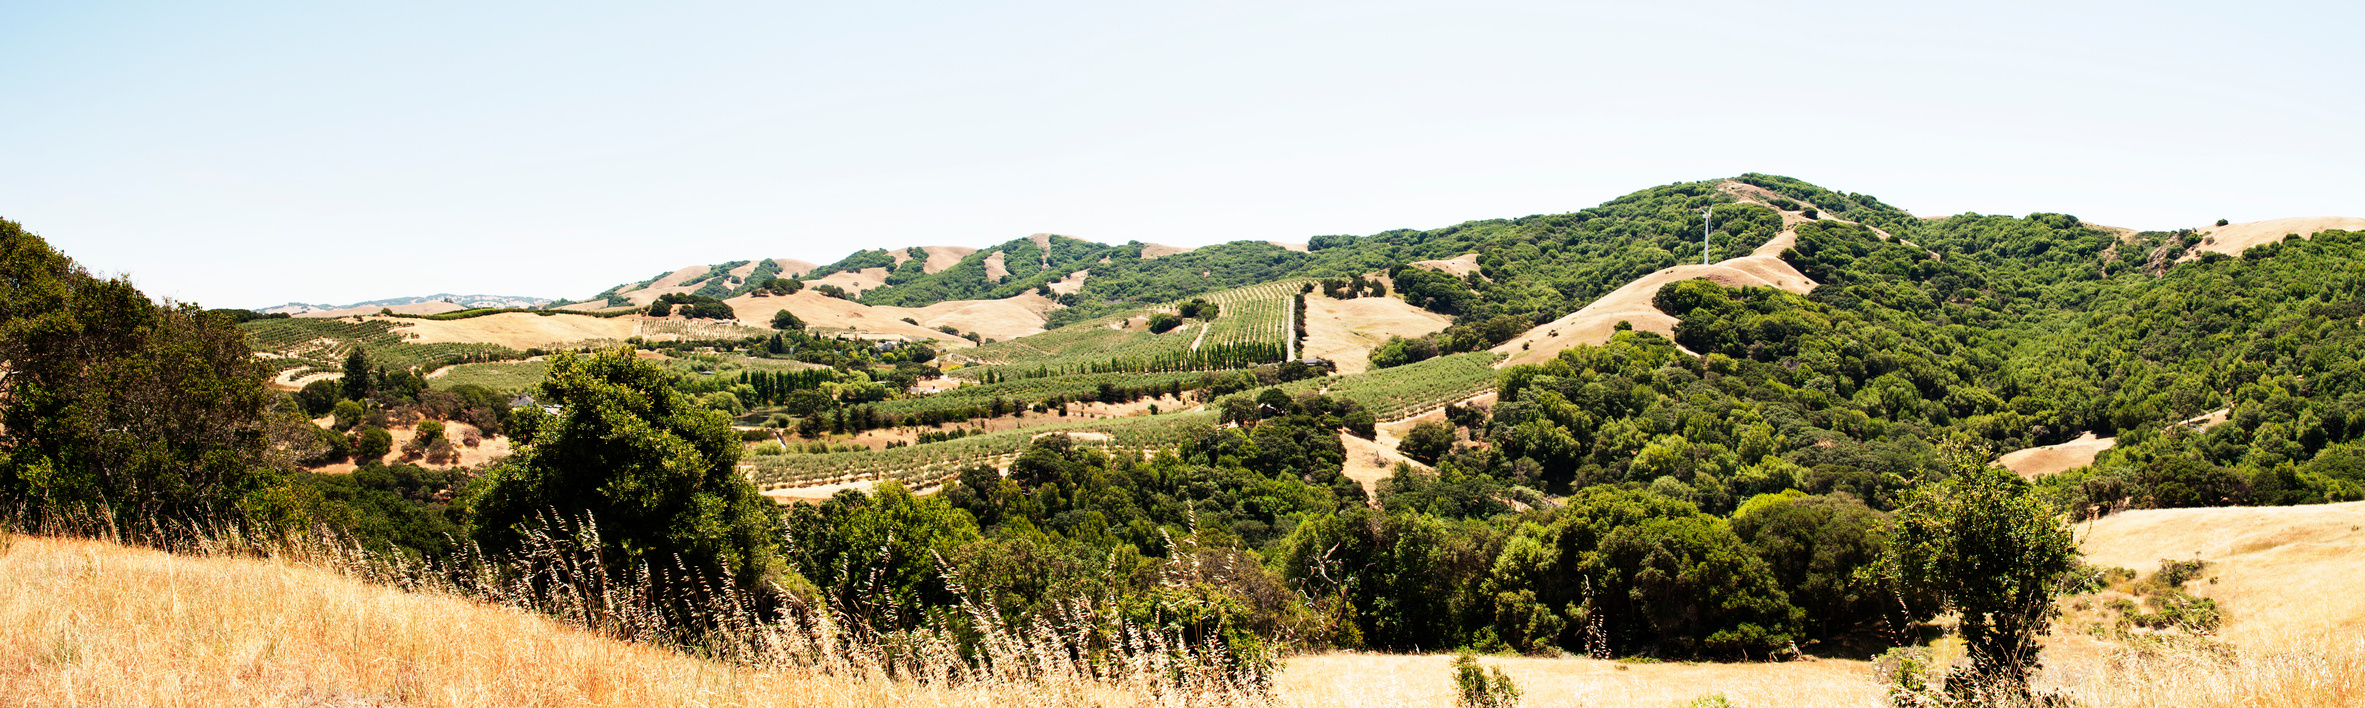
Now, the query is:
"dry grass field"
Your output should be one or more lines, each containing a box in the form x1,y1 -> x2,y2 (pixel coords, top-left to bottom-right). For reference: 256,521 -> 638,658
1139,243 -> 1193,259
872,292 -> 1062,342
2075,501 -> 2365,647
1998,432 -> 2117,478
2188,216 -> 2365,258
806,266 -> 891,297
1301,293 -> 1452,374
1407,253 -> 1484,279
721,291 -> 976,347
0,532 -> 1268,708
391,312 -> 641,350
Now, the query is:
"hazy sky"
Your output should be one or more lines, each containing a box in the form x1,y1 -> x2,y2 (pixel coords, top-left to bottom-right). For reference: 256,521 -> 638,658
4,0 -> 2360,308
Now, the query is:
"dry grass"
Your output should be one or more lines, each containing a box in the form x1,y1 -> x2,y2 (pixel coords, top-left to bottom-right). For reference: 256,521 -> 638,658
1406,254 -> 1484,279
872,293 -> 1061,343
2,533 -> 732,707
1998,431 -> 2118,478
2035,633 -> 2365,708
0,525 -> 1271,708
1282,653 -> 1880,708
1139,243 -> 1193,259
391,312 -> 641,350
1300,294 -> 1452,375
2188,216 -> 2365,258
10,501 -> 2365,707
808,267 -> 891,296
721,291 -> 978,348
2075,501 -> 2365,646
8,521 -> 2365,708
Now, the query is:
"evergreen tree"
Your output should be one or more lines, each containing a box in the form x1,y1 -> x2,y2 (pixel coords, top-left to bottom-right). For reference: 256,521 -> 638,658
470,348 -> 798,627
343,348 -> 374,401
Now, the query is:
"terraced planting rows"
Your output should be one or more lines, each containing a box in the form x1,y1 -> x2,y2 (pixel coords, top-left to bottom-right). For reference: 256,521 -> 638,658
862,371 -> 1211,419
748,411 -> 1218,491
760,351 -> 1502,491
242,318 -> 524,373
948,280 -> 1310,379
1229,351 -> 1506,420
949,310 -> 1164,367
1192,280 -> 1306,353
429,360 -> 550,392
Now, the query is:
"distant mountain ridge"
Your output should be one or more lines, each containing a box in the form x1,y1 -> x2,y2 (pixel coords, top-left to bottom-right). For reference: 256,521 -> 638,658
260,293 -> 552,316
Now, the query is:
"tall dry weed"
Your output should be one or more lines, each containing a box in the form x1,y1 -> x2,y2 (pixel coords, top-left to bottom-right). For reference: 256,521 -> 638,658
0,508 -> 1275,707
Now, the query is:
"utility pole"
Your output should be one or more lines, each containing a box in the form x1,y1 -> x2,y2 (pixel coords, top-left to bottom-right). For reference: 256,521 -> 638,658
1702,206 -> 1713,265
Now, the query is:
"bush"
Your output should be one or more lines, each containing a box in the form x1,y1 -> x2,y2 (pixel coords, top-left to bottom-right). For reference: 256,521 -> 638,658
1147,312 -> 1183,334
1451,653 -> 1520,708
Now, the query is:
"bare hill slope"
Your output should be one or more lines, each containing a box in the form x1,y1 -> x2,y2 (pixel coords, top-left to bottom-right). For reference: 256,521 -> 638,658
2189,216 -> 2365,258
1303,293 -> 1453,374
392,312 -> 640,349
722,291 -> 976,347
1998,432 -> 2117,478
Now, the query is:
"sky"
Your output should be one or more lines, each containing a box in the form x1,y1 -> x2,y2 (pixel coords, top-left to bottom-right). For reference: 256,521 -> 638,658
3,0 -> 2360,309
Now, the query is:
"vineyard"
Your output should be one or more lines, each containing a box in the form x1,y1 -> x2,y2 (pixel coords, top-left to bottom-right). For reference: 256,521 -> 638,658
751,349 -> 1498,492
242,318 -> 524,374
427,352 -> 828,396
1189,280 -> 1305,356
429,360 -> 550,393
859,371 -> 1213,421
747,411 -> 1219,491
639,319 -> 773,341
948,280 -> 1310,380
1224,351 -> 1505,421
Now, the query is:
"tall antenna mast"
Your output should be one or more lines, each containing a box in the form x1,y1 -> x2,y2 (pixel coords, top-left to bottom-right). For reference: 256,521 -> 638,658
1701,206 -> 1713,265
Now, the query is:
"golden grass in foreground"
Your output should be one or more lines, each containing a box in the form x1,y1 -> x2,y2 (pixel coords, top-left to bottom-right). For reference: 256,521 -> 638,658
7,528 -> 2365,707
0,533 -> 1239,708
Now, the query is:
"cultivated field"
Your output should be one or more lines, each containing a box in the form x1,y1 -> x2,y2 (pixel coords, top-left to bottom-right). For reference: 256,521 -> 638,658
393,312 -> 640,350
949,280 -> 1309,377
748,411 -> 1219,493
